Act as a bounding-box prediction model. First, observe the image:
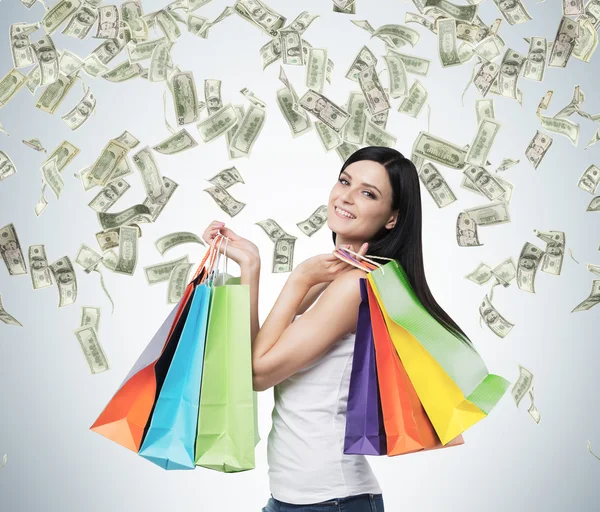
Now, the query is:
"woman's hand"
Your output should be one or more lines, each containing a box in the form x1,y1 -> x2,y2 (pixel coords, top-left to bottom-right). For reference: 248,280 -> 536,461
201,221 -> 260,268
293,242 -> 369,288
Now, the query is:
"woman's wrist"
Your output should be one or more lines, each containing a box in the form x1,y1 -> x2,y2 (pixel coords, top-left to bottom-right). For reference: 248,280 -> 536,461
240,257 -> 261,275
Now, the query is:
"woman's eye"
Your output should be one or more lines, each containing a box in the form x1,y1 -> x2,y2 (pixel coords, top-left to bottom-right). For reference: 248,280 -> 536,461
339,177 -> 374,198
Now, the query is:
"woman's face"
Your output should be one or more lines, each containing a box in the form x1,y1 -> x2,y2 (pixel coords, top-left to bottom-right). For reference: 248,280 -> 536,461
327,159 -> 397,244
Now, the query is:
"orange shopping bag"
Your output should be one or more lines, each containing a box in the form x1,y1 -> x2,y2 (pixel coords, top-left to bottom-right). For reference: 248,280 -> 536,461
90,248 -> 215,452
367,278 -> 464,456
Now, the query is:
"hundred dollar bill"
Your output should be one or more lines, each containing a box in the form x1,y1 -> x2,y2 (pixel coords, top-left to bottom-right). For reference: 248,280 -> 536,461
229,103 -> 267,155
73,325 -> 109,374
0,295 -> 22,326
387,48 -> 430,76
419,162 -> 457,208
526,389 -> 540,423
398,80 -> 427,117
63,2 -> 99,39
88,178 -> 130,212
41,157 -> 63,199
473,62 -> 500,97
465,262 -> 494,285
36,73 -> 77,114
465,118 -> 502,166
171,71 -> 199,125
155,232 -> 205,256
272,237 -> 296,273
382,50 -> 408,98
479,294 -> 514,338
306,48 -> 327,93
516,241 -> 544,292
255,218 -> 297,243
132,146 -> 165,202
197,103 -> 239,142
282,10 -> 320,35
61,87 -> 96,130
83,53 -> 111,77
0,152 -> 17,182
126,36 -> 167,63
498,49 -> 525,100
278,65 -> 308,121
548,16 -> 579,67
204,186 -> 246,217
587,196 -> 600,211
144,254 -> 190,284
572,17 -> 598,63
475,98 -> 495,124
205,79 -> 223,115
299,89 -> 351,132
113,225 -> 138,275
315,121 -> 342,151
167,262 -> 194,303
142,176 -> 178,222
224,105 -> 246,158
342,91 -> 367,145
44,140 -> 80,172
232,0 -> 287,37
205,166 -> 245,189
523,37 -> 547,81
29,245 -> 53,289
437,18 -> 461,67
23,138 -> 46,152
363,119 -> 397,148
276,87 -> 313,138
0,223 -> 27,275
10,22 -> 38,68
88,139 -> 129,187
539,115 -> 579,146
357,65 -> 391,116
49,255 -> 77,306
423,0 -> 477,22
571,280 -> 600,312
345,45 -> 378,82
75,243 -> 103,272
456,211 -> 482,246
103,60 -> 144,82
490,257 -> 517,287
495,158 -> 519,172
25,64 -> 42,94
32,36 -> 59,86
296,205 -> 328,237
59,49 -> 85,76
464,200 -> 511,227
492,0 -> 532,25
463,165 -> 506,201
153,128 -> 198,154
511,365 -> 533,406
81,306 -> 101,330
260,34 -> 283,69
336,141 -> 360,163
0,68 -> 26,107
155,9 -> 181,41
412,131 -> 468,169
525,130 -> 552,169
42,0 -> 82,34
534,229 -> 565,275
372,23 -> 421,48
98,204 -> 152,230
95,5 -> 120,38
333,0 -> 356,14
577,164 -> 600,194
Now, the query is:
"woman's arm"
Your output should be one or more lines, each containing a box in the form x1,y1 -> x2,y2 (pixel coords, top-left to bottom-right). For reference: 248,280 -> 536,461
240,259 -> 261,347
295,281 -> 330,316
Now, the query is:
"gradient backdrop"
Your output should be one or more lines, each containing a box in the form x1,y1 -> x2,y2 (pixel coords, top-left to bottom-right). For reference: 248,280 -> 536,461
1,0 -> 600,510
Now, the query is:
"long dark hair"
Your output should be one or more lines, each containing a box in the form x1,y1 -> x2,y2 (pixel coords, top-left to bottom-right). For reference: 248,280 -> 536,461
332,146 -> 475,349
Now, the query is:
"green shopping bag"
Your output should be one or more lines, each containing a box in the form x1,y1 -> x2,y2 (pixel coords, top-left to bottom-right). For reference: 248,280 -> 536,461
194,267 -> 260,473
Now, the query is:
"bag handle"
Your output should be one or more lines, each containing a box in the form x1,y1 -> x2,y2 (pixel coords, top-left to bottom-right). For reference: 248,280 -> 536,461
333,246 -> 396,276
189,231 -> 231,284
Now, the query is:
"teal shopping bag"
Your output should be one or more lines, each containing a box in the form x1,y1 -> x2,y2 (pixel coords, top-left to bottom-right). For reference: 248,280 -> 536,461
138,282 -> 212,470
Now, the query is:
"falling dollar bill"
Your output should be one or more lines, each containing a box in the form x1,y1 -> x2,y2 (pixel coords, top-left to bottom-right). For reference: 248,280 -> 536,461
419,163 -> 457,208
571,280 -> 600,312
0,223 -> 27,275
479,294 -> 514,338
0,294 -> 22,326
516,241 -> 544,293
456,211 -> 483,246
29,244 -> 53,289
49,255 -> 77,306
73,325 -> 109,374
144,254 -> 190,285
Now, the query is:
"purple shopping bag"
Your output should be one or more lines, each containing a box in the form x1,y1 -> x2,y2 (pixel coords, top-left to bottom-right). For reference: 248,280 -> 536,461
343,278 -> 387,455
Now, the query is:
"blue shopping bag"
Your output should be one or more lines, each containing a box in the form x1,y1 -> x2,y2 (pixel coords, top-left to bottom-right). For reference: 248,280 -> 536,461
138,282 -> 212,469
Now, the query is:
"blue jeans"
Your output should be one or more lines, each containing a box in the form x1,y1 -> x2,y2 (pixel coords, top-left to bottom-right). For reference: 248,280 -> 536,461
261,493 -> 385,512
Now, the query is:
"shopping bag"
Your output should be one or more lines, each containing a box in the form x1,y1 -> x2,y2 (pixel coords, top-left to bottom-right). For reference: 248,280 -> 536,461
343,278 -> 387,455
90,289 -> 194,452
194,251 -> 258,472
90,250 -> 212,452
366,277 -> 464,455
367,260 -> 510,445
138,282 -> 212,469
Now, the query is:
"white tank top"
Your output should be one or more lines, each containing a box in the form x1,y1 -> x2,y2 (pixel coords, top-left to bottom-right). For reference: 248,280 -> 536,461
266,304 -> 382,504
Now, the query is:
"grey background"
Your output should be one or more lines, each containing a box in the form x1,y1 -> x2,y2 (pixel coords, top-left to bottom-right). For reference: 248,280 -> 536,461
1,0 -> 600,510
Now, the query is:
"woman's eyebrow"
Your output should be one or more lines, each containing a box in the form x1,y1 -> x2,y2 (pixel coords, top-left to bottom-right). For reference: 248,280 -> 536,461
340,171 -> 381,195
